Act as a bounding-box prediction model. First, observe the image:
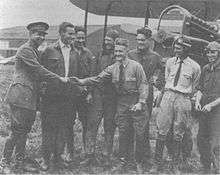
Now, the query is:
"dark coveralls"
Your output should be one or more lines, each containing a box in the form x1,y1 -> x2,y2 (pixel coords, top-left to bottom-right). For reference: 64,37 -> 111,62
197,63 -> 220,170
40,42 -> 80,162
76,58 -> 149,164
96,51 -> 117,156
4,41 -> 61,162
75,47 -> 98,155
128,49 -> 164,160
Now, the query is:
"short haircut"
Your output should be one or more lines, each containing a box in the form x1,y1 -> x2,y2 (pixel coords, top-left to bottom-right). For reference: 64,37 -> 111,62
59,22 -> 74,34
75,26 -> 86,33
115,38 -> 129,48
106,30 -> 120,41
137,26 -> 152,38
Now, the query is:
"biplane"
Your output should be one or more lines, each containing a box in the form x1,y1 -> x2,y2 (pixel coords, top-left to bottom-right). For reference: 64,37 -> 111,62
69,0 -> 220,66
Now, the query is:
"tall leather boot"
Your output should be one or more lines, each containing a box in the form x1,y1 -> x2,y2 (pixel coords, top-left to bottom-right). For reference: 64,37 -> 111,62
171,140 -> 181,174
149,139 -> 165,173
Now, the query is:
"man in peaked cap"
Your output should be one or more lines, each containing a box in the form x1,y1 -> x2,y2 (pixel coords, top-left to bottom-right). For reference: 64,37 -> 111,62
26,22 -> 49,34
0,22 -> 68,174
150,36 -> 201,173
128,25 -> 164,171
195,41 -> 220,173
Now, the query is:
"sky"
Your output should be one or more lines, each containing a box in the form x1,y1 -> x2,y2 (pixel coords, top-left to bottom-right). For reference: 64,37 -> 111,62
0,0 -> 146,29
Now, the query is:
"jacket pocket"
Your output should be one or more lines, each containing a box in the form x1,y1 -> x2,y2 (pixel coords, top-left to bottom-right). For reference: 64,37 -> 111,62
5,83 -> 36,110
47,57 -> 60,69
180,73 -> 192,87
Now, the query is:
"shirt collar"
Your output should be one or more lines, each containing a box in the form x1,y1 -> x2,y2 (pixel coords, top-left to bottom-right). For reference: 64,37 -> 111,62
116,57 -> 129,68
175,56 -> 189,64
207,58 -> 220,71
59,39 -> 70,49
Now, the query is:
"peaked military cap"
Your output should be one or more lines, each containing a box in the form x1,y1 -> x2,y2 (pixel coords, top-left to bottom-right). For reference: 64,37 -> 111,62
27,22 -> 49,34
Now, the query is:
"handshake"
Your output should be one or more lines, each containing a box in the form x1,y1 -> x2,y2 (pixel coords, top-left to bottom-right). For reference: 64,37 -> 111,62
59,76 -> 84,85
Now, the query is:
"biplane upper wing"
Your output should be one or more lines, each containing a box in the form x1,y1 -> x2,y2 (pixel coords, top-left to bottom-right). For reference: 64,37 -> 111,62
69,0 -> 220,21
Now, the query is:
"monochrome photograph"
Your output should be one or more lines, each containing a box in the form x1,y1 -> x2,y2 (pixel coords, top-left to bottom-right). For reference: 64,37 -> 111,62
0,0 -> 220,174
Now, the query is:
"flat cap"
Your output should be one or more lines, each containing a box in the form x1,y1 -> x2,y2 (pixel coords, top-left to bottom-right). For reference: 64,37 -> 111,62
106,30 -> 120,41
27,22 -> 49,34
173,36 -> 191,48
206,41 -> 220,51
137,25 -> 152,38
115,38 -> 129,47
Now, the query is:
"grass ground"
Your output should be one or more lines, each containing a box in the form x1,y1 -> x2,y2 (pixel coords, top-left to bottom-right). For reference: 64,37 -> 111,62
0,64 -> 201,174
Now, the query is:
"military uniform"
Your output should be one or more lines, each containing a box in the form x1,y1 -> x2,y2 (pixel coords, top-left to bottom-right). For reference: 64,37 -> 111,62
197,62 -> 220,171
75,58 -> 149,165
2,22 -> 61,169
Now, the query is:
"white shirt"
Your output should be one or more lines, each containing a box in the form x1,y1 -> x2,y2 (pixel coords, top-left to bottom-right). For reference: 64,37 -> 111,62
59,40 -> 71,77
165,56 -> 201,94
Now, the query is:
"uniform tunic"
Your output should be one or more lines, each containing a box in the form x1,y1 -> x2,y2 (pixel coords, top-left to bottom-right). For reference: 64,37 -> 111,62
4,40 -> 60,160
78,58 -> 149,162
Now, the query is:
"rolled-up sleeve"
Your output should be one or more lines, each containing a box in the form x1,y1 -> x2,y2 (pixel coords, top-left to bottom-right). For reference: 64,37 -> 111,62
135,64 -> 148,103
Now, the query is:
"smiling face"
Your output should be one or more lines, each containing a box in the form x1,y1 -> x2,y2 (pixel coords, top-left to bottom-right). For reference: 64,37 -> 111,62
136,33 -> 151,50
206,49 -> 219,63
173,43 -> 186,58
30,31 -> 47,47
60,26 -> 76,45
104,36 -> 114,50
114,45 -> 127,62
75,31 -> 86,48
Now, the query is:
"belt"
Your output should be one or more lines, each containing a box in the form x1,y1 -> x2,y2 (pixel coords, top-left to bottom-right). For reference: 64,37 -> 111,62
165,88 -> 191,97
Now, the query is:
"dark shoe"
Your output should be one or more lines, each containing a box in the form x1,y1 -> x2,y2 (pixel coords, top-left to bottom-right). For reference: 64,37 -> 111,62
0,158 -> 11,174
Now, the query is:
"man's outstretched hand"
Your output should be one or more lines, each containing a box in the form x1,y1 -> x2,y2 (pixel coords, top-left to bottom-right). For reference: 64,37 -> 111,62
69,76 -> 84,85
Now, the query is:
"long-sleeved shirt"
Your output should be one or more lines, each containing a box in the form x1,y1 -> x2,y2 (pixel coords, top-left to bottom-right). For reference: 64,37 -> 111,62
165,56 -> 201,94
80,58 -> 148,104
197,61 -> 220,104
75,46 -> 97,93
128,48 -> 164,90
96,51 -> 116,96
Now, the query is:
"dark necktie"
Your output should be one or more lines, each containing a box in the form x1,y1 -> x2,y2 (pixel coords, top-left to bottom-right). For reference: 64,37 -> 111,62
173,59 -> 184,87
119,63 -> 124,92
